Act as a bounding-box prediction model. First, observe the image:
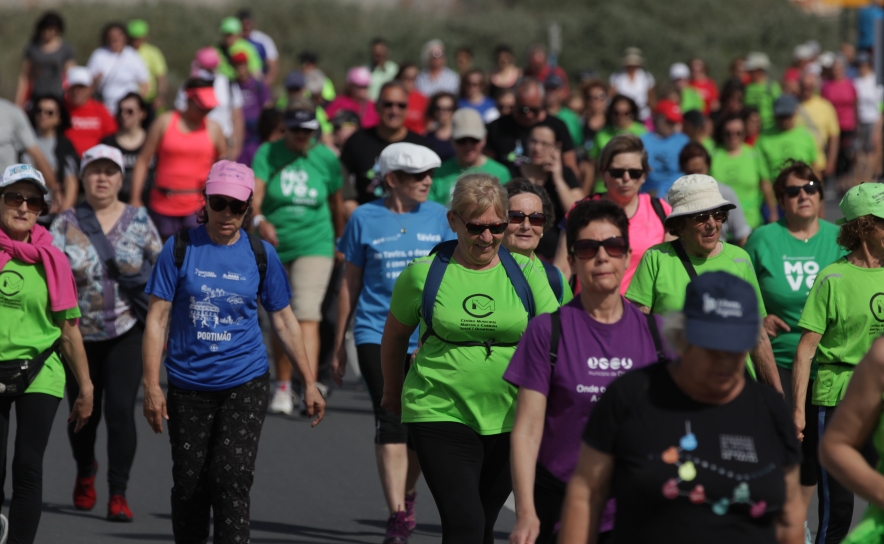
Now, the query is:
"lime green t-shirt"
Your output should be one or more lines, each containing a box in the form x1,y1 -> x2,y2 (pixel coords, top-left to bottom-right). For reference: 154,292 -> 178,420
709,144 -> 767,229
590,122 -> 648,160
0,260 -> 81,398
428,158 -> 512,207
252,140 -> 342,262
555,107 -> 585,149
756,127 -> 818,182
625,241 -> 767,317
798,259 -> 884,406
744,80 -> 782,131
136,43 -> 168,103
744,219 -> 845,374
216,39 -> 263,80
681,87 -> 706,114
390,251 -> 559,434
701,137 -> 715,155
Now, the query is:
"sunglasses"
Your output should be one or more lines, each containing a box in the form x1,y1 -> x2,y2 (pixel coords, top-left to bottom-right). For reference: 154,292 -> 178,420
613,110 -> 633,117
519,106 -> 542,115
454,137 -> 480,146
690,210 -> 729,223
381,101 -> 408,110
607,168 -> 644,179
508,210 -> 546,227
207,195 -> 251,216
2,192 -> 45,213
572,237 -> 628,259
783,181 -> 820,198
456,214 -> 508,235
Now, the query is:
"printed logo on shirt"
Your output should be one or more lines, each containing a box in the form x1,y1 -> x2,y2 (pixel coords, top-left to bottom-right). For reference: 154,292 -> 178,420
462,294 -> 495,318
702,293 -> 743,318
194,268 -> 217,278
280,168 -> 319,205
719,434 -> 759,463
188,285 -> 246,338
71,116 -> 101,130
586,357 -> 634,372
0,271 -> 24,297
870,293 -> 884,323
576,384 -> 606,401
782,257 -> 819,292
222,272 -> 246,281
416,233 -> 442,243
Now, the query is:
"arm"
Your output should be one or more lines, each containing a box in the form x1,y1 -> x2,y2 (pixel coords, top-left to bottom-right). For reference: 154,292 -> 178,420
509,388 -> 548,544
379,312 -> 418,416
552,231 -> 571,279
14,59 -> 32,108
332,262 -> 363,386
265,58 -> 280,86
61,173 -> 79,212
57,318 -> 94,432
825,133 -> 840,178
750,331 -> 783,393
791,330 -> 822,441
142,296 -> 171,433
546,148 -> 583,211
229,107 -> 244,160
26,145 -> 59,195
328,190 -> 344,238
153,74 -> 169,111
777,466 -> 805,544
269,305 -> 326,426
562,150 -> 578,177
130,115 -> 167,207
557,444 -> 614,544
208,120 -> 228,161
761,179 -> 778,223
138,81 -> 149,98
253,177 -> 278,246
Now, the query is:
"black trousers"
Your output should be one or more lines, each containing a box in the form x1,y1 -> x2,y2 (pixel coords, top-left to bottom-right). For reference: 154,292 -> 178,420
0,393 -> 61,544
167,373 -> 270,544
356,344 -> 410,444
408,422 -> 512,544
65,326 -> 143,496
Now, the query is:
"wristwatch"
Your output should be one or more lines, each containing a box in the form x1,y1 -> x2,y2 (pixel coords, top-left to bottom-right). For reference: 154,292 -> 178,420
252,214 -> 266,228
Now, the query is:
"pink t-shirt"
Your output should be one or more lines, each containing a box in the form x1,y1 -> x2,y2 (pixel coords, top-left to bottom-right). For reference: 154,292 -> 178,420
623,193 -> 671,294
325,96 -> 379,129
821,79 -> 858,132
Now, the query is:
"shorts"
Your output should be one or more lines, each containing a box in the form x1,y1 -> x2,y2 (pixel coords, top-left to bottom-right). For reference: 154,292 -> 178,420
149,209 -> 200,241
777,365 -> 817,486
284,256 -> 335,322
856,122 -> 877,154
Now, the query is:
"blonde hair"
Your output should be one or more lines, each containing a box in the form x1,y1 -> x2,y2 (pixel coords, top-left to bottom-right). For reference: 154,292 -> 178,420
450,173 -> 508,221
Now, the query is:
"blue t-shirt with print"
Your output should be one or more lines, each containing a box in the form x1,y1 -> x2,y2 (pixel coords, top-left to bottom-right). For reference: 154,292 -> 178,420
145,226 -> 292,391
641,131 -> 690,198
338,199 -> 455,350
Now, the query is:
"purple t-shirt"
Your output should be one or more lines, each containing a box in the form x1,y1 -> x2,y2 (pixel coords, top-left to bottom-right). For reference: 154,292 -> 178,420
504,296 -> 672,532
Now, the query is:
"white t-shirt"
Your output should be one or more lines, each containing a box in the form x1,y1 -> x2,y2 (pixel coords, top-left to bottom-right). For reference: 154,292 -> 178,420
247,30 -> 278,61
174,74 -> 244,139
854,72 -> 883,125
87,46 -> 149,115
610,69 -> 656,120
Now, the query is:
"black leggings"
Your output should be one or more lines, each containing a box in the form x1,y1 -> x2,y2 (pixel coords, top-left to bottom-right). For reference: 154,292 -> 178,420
356,344 -> 410,444
0,393 -> 61,544
408,422 -> 512,544
534,463 -> 566,544
65,325 -> 143,496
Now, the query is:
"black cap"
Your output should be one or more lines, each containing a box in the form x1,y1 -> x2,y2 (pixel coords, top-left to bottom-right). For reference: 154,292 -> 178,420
299,50 -> 318,64
284,108 -> 319,130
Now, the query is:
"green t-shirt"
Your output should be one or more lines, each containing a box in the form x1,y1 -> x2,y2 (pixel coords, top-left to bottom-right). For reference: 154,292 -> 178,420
428,158 -> 512,207
701,137 -> 715,155
744,219 -> 845,374
136,43 -> 168,103
744,79 -> 783,131
798,259 -> 884,406
555,107 -> 585,149
681,87 -> 705,114
390,251 -> 559,434
0,260 -> 81,398
590,122 -> 648,160
756,127 -> 818,182
216,39 -> 263,80
709,144 -> 767,229
252,140 -> 342,262
626,241 -> 767,317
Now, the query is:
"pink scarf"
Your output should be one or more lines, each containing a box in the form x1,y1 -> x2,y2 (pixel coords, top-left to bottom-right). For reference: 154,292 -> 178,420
0,224 -> 78,312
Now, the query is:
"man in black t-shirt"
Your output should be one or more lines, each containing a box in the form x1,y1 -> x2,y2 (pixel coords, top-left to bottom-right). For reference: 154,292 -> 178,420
484,77 -> 576,177
340,82 -> 429,204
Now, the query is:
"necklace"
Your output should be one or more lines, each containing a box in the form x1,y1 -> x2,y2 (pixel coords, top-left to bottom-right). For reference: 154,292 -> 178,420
389,208 -> 414,234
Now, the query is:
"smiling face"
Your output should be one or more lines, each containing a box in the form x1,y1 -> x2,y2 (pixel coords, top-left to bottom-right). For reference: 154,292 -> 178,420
82,159 -> 123,205
678,208 -> 726,256
0,181 -> 44,240
527,125 -> 556,164
780,173 -> 822,223
567,219 -> 630,295
448,205 -> 506,268
503,193 -> 544,256
377,86 -> 408,131
601,151 -> 645,206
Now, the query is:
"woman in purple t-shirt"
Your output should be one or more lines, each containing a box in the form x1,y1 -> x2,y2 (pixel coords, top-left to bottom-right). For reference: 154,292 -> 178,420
505,199 -> 668,544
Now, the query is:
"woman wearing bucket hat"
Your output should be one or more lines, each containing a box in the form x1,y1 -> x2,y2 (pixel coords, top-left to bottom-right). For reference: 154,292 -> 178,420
558,272 -> 805,544
791,182 -> 884,544
50,144 -> 162,521
626,174 -> 782,392
142,160 -> 325,543
0,163 -> 93,544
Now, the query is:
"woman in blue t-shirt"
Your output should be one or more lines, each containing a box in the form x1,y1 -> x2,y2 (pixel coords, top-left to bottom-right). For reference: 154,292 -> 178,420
142,160 -> 324,544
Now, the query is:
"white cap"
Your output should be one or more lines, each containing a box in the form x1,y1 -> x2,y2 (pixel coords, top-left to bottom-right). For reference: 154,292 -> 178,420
794,43 -> 814,61
744,52 -> 771,71
80,144 -> 125,176
819,51 -> 836,69
1,164 -> 48,195
664,174 -> 736,225
66,66 -> 93,88
379,143 -> 441,176
669,62 -> 690,81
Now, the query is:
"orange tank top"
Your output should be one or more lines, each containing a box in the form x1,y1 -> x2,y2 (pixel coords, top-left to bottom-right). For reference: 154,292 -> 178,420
150,112 -> 216,216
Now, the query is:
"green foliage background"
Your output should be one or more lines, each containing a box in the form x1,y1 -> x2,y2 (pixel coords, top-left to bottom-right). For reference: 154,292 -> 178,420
0,0 -> 850,99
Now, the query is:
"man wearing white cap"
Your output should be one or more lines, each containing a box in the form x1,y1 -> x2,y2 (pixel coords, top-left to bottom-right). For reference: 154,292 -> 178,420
64,66 -> 118,157
744,52 -> 782,131
0,93 -> 59,204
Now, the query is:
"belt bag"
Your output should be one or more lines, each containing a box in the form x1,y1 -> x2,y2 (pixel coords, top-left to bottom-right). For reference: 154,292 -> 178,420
0,340 -> 60,397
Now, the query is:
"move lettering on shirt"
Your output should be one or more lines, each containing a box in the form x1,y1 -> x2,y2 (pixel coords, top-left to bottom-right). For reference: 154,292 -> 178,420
280,167 -> 319,206
782,256 -> 819,292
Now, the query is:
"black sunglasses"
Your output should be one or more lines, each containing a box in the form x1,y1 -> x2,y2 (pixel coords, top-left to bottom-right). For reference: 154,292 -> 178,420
691,210 -> 729,224
519,106 -> 542,115
381,101 -> 408,110
2,192 -> 45,213
783,181 -> 820,198
456,214 -> 508,235
207,195 -> 251,216
607,168 -> 644,179
571,237 -> 628,259
508,210 -> 546,227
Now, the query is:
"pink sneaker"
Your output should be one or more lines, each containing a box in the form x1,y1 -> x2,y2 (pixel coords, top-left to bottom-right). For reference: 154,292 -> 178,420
404,492 -> 417,533
383,511 -> 410,544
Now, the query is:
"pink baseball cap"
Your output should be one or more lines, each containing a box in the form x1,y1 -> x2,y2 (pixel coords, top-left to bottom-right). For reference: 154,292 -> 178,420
347,66 -> 371,87
195,47 -> 220,71
205,160 -> 255,201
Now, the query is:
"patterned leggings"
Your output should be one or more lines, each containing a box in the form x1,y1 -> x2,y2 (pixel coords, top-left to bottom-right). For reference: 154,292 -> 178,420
167,373 -> 270,544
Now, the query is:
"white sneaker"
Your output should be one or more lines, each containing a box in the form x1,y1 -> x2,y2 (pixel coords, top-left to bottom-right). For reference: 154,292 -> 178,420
0,513 -> 8,544
268,386 -> 294,415
315,382 -> 329,399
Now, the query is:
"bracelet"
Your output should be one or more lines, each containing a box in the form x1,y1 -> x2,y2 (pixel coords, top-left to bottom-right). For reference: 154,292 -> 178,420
252,214 -> 266,228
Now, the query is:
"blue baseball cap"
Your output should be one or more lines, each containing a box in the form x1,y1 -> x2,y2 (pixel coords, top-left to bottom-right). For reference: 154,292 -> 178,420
285,70 -> 306,90
683,271 -> 759,353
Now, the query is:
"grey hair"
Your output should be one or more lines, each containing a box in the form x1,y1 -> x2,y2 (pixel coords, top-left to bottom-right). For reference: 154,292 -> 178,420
662,312 -> 689,356
421,39 -> 445,65
514,76 -> 545,101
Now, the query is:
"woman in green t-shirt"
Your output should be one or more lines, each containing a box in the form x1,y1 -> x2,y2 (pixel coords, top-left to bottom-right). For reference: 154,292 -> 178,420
0,164 -> 93,544
251,101 -> 344,416
381,173 -> 558,544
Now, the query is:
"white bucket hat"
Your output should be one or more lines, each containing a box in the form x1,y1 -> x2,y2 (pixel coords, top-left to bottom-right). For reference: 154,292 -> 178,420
664,175 -> 736,226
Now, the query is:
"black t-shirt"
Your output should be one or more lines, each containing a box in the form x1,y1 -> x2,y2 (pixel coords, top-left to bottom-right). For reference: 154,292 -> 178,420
536,168 -> 580,260
583,363 -> 800,544
339,127 -> 430,204
426,132 -> 455,163
485,114 -> 575,176
101,135 -> 156,203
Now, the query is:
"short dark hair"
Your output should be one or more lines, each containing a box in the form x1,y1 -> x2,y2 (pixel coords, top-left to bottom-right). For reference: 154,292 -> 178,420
101,22 -> 127,47
257,108 -> 284,143
299,50 -> 318,65
597,133 -> 649,175
426,92 -> 457,122
679,141 -> 711,173
713,111 -> 744,146
494,44 -> 514,57
459,69 -> 486,99
28,94 -> 71,133
115,92 -> 150,129
456,45 -> 473,57
773,159 -> 824,201
566,199 -> 630,254
32,11 -> 64,43
605,94 -> 640,127
503,178 -> 556,232
371,37 -> 388,47
236,8 -> 252,20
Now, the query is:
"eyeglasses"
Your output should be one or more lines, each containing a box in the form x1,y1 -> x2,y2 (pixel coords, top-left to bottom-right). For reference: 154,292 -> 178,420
35,108 -> 57,117
571,237 -> 628,259
607,168 -> 644,179
783,181 -> 820,198
2,192 -> 45,213
207,195 -> 251,216
381,101 -> 408,110
456,214 -> 508,235
519,106 -> 542,116
690,210 -> 729,223
120,108 -> 138,116
508,210 -> 546,227
454,137 -> 481,146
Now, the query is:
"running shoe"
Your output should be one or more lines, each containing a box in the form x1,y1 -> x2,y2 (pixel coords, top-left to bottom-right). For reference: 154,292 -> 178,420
0,513 -> 8,544
383,511 -> 410,544
107,494 -> 133,522
404,492 -> 417,533
73,461 -> 98,511
269,384 -> 294,415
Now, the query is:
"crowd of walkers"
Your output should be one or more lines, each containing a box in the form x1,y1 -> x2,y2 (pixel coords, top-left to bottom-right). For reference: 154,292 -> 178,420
3,6 -> 884,544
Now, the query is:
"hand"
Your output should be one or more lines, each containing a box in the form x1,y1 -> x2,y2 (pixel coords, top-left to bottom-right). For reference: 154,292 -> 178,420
331,343 -> 347,387
334,250 -> 345,266
68,387 -> 93,433
763,314 -> 791,338
793,410 -> 805,442
258,220 -> 279,246
380,389 -> 402,416
544,147 -> 564,180
509,512 -> 541,544
302,383 -> 326,427
143,383 -> 169,434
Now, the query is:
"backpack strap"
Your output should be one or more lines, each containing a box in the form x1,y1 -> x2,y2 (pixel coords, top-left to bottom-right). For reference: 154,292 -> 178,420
670,239 -> 698,280
549,309 -> 562,369
173,229 -> 190,270
498,246 -> 535,318
247,232 -> 267,296
649,196 -> 668,227
644,312 -> 666,363
540,260 -> 564,304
